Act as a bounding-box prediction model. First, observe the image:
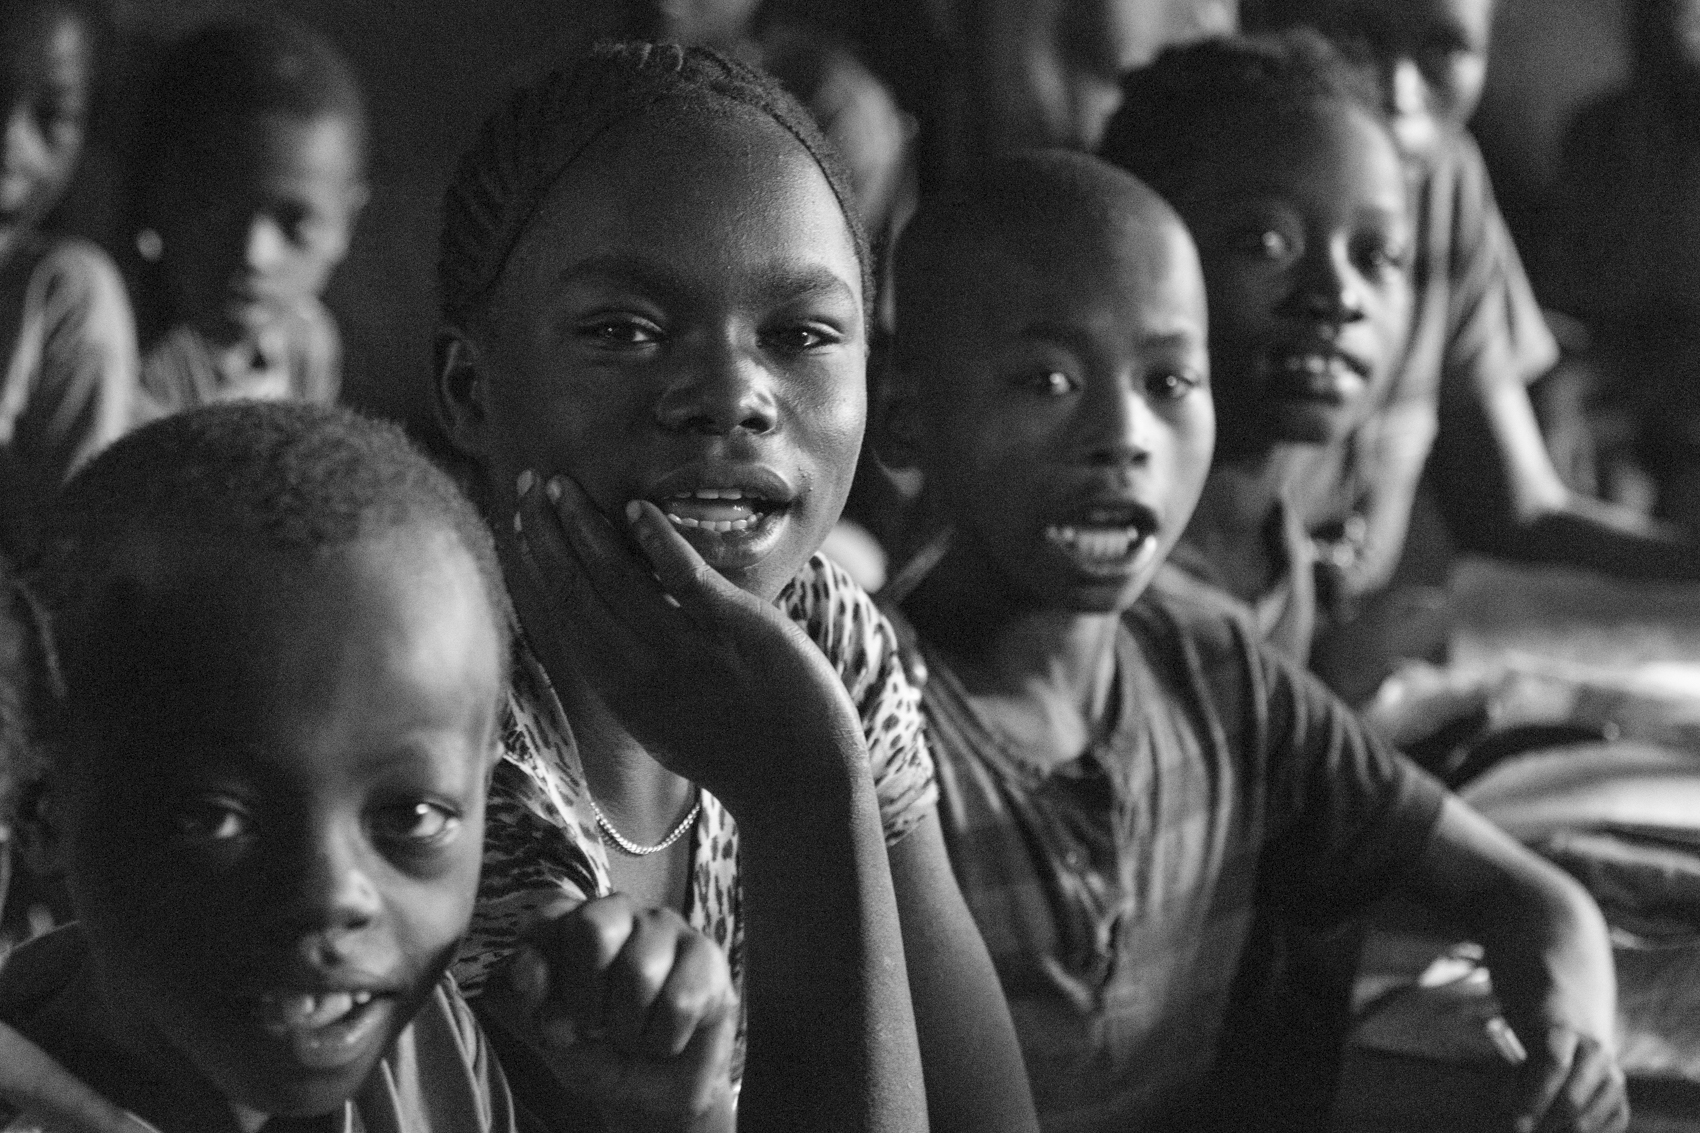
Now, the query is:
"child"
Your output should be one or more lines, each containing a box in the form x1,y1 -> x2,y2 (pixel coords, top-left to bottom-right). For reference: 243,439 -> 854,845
130,18 -> 367,419
0,402 -> 756,1132
1099,32 -> 1411,670
433,42 -> 1035,1133
880,137 -> 1625,1133
1237,0 -> 1700,607
0,0 -> 135,556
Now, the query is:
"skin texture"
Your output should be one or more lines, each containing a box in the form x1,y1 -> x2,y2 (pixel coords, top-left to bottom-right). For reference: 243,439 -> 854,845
0,4 -> 90,268
153,112 -> 366,347
50,529 -> 501,1128
439,102 -> 1028,1132
892,163 -> 1213,768
1165,98 -> 1411,604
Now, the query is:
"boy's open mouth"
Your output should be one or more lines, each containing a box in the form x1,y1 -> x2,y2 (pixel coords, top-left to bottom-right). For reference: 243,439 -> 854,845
1044,503 -> 1160,574
660,488 -> 785,534
246,986 -> 394,1072
1263,347 -> 1369,404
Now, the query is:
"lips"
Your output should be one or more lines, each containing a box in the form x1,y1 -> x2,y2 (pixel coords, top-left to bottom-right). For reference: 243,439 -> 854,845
1261,344 -> 1369,404
237,983 -> 395,1074
647,464 -> 796,543
1043,499 -> 1162,575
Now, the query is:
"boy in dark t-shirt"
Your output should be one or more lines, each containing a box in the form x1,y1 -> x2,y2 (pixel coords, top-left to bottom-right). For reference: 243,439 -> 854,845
879,143 -> 1625,1132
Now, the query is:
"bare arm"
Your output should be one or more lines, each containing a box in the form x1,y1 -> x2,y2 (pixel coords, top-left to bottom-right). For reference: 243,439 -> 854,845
888,813 -> 1038,1133
1403,796 -> 1626,1133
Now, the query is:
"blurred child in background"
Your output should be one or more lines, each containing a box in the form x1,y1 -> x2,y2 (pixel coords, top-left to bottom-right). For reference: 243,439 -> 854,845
130,17 -> 367,420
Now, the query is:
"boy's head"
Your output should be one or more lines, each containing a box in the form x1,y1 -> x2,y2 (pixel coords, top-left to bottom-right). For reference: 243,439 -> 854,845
1248,0 -> 1494,161
887,150 -> 1212,615
36,403 -> 507,1121
0,0 -> 105,258
138,17 -> 368,343
1101,32 -> 1411,460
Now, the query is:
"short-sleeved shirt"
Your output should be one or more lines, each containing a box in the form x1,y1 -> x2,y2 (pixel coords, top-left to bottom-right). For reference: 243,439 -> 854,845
455,554 -> 939,1064
907,589 -> 1447,1133
0,926 -> 516,1133
1298,128 -> 1559,568
0,238 -> 137,556
136,297 -> 340,423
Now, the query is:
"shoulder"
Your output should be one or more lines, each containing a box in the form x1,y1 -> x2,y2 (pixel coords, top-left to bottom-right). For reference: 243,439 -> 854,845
1127,577 -> 1262,671
24,241 -> 131,322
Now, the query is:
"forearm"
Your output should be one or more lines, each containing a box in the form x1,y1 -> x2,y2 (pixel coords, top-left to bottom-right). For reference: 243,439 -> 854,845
735,760 -> 927,1133
890,817 -> 1037,1133
1505,499 -> 1700,581
1407,798 -> 1616,1046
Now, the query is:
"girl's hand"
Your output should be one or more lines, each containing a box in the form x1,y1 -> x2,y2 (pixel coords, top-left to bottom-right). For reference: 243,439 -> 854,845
502,894 -> 738,1133
1507,1025 -> 1627,1133
512,470 -> 868,817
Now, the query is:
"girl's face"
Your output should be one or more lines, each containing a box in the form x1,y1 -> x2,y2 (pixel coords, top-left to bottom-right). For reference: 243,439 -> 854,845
0,4 -> 91,254
1174,99 -> 1411,460
448,107 -> 866,603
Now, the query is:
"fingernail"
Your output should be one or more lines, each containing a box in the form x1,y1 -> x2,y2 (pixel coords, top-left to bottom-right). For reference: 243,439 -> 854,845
512,511 -> 523,535
516,469 -> 535,497
545,477 -> 563,504
625,500 -> 643,523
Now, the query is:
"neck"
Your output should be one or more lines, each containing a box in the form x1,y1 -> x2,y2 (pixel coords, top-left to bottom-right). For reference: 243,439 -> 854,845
905,546 -> 1123,731
1179,445 -> 1312,603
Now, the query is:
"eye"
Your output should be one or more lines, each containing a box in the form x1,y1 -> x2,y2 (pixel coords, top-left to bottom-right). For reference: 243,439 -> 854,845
1017,370 -> 1077,397
370,801 -> 461,847
173,797 -> 253,846
1237,227 -> 1294,261
1145,369 -> 1201,401
762,323 -> 841,355
578,317 -> 663,348
1356,237 -> 1409,277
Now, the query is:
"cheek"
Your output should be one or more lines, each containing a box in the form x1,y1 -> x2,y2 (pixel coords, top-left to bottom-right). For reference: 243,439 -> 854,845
789,366 -> 867,493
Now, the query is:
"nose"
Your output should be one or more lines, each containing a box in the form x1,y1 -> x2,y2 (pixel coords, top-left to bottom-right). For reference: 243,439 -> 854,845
278,823 -> 382,966
1081,377 -> 1155,468
243,214 -> 290,275
1288,241 -> 1365,329
654,338 -> 779,436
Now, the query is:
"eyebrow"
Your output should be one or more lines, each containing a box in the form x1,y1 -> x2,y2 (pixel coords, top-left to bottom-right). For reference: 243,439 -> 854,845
555,254 -> 858,308
1019,322 -> 1203,354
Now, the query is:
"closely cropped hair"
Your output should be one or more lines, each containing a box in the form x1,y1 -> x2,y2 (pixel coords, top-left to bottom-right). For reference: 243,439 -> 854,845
1099,31 -> 1387,205
136,16 -> 368,178
893,149 -> 1169,376
439,40 -> 871,334
37,402 -> 510,702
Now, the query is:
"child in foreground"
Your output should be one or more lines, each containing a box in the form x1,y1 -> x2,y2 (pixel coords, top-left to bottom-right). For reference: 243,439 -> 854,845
434,41 -> 1032,1133
0,0 -> 135,556
881,147 -> 1626,1132
130,18 -> 367,419
0,403 -> 741,1132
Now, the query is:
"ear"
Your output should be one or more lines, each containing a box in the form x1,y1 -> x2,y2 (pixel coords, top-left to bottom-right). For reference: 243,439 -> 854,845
11,774 -> 67,882
435,326 -> 497,464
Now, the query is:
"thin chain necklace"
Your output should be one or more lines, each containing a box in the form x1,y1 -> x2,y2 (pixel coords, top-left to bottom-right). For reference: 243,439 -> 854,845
589,790 -> 701,856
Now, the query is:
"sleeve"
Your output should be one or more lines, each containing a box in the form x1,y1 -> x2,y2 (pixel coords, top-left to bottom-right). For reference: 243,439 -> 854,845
454,743 -> 599,996
8,243 -> 136,487
783,555 -> 939,846
1437,133 -> 1560,408
1250,635 -> 1450,926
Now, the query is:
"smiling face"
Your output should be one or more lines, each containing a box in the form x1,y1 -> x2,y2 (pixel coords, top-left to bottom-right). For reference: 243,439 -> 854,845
451,104 -> 866,603
1280,0 -> 1493,161
56,527 -> 500,1120
0,3 -> 91,259
900,198 -> 1214,614
1168,98 -> 1410,459
155,111 -> 365,343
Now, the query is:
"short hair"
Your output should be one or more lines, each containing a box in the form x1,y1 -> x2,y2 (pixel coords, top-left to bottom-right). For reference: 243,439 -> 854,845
1099,31 -> 1388,209
2,0 -> 116,118
438,40 -> 871,335
37,402 -> 510,719
136,15 -> 368,185
892,149 -> 1182,377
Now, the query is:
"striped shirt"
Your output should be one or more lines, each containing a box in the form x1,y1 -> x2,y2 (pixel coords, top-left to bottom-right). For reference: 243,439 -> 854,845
908,589 -> 1446,1133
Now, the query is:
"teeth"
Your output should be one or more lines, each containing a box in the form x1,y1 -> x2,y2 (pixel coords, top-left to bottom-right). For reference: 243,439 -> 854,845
665,514 -> 756,533
1045,524 -> 1145,562
258,990 -> 363,1029
674,489 -> 753,501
